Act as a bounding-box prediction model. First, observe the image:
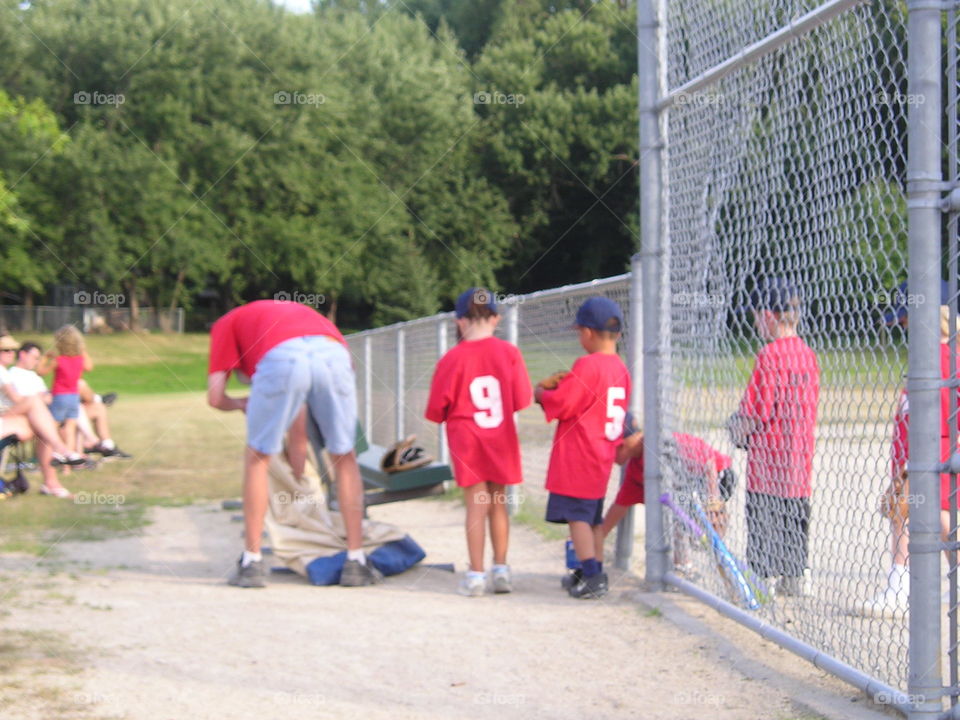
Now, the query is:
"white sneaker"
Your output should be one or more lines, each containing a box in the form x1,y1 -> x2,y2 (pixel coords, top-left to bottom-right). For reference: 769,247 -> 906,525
492,565 -> 512,594
862,587 -> 909,617
778,570 -> 811,598
458,572 -> 486,597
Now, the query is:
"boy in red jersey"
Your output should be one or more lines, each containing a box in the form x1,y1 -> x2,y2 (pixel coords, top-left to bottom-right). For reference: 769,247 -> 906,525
599,419 -> 733,541
737,278 -> 820,597
536,296 -> 630,599
426,288 -> 532,597
207,300 -> 374,589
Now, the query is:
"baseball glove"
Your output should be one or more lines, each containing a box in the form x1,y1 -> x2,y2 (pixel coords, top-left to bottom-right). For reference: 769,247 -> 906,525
726,411 -> 758,450
880,466 -> 909,523
705,497 -> 728,538
381,435 -> 433,474
536,370 -> 568,390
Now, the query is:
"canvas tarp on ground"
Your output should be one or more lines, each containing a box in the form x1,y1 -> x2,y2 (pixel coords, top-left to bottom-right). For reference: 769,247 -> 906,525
264,447 -> 425,585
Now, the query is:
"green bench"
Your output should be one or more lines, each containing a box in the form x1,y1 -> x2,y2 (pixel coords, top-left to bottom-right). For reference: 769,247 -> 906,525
313,421 -> 452,507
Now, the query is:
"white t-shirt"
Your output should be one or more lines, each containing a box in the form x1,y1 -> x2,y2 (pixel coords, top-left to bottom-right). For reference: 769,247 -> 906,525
0,366 -> 13,413
7,366 -> 48,397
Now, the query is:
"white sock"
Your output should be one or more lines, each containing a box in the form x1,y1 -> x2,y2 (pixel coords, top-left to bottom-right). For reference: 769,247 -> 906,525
347,549 -> 366,565
492,563 -> 509,573
241,550 -> 262,567
889,564 -> 908,592
101,438 -> 116,450
467,570 -> 486,579
94,394 -> 102,403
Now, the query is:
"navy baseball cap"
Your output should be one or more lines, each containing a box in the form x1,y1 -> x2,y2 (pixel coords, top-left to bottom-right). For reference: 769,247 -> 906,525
455,287 -> 498,318
751,277 -> 799,313
883,279 -> 951,324
573,296 -> 624,332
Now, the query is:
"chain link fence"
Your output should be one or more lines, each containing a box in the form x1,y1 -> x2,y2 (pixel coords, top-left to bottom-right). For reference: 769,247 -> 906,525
0,306 -> 185,334
642,0 -> 960,716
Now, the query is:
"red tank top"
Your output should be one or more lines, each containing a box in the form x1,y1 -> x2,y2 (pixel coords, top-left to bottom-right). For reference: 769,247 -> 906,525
52,355 -> 84,394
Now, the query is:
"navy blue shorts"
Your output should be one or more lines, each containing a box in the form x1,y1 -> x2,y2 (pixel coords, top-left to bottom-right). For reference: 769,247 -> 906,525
545,492 -> 604,526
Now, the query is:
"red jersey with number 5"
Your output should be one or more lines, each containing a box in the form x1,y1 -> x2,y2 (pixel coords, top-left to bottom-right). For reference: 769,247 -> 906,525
425,336 -> 533,487
540,352 -> 631,499
738,335 -> 820,498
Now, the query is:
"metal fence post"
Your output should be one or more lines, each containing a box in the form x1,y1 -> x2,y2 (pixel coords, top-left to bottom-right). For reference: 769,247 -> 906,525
505,301 -> 520,517
363,335 -> 372,438
639,0 -> 668,590
615,255 -> 644,570
437,317 -> 449,465
906,1 -> 944,716
395,327 -> 405,441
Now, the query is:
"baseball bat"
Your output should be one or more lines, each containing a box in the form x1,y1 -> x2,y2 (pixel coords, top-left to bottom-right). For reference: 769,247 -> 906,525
660,492 -> 737,600
690,499 -> 760,610
659,492 -> 706,541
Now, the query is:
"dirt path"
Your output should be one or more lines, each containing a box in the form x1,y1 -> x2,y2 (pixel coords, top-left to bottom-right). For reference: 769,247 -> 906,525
0,499 -> 894,720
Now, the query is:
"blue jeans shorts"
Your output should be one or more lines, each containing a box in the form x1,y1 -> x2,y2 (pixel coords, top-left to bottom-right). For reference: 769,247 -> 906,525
50,393 -> 80,422
246,336 -> 357,455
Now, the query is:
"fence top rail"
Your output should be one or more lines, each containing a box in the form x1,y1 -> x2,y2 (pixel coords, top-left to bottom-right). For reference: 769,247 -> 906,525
346,272 -> 633,340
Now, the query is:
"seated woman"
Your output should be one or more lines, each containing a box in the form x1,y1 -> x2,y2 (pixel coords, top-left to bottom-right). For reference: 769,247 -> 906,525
0,335 -> 86,498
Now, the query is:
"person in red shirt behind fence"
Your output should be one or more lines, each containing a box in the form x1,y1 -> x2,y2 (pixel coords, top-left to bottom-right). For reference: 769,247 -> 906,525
730,277 -> 820,597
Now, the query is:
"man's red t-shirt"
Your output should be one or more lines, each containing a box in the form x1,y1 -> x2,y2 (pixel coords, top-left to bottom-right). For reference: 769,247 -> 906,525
425,337 -> 532,487
52,355 -> 85,395
738,335 -> 820,498
616,432 -> 732,506
540,352 -> 631,499
208,300 -> 346,379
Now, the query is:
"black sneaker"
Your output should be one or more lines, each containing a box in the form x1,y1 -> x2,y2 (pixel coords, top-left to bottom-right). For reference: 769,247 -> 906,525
561,569 -> 583,590
227,556 -> 266,588
101,392 -> 118,407
96,444 -> 132,459
568,571 -> 608,599
340,559 -> 383,587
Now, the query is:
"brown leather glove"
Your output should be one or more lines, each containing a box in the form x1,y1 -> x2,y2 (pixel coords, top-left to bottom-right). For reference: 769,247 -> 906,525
536,370 -> 568,391
880,466 -> 909,523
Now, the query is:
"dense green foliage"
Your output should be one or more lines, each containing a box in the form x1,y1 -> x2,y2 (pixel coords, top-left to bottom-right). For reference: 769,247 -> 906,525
0,0 -> 641,328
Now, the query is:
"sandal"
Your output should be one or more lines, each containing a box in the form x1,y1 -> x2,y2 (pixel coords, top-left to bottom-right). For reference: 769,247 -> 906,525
39,485 -> 72,499
51,452 -> 87,467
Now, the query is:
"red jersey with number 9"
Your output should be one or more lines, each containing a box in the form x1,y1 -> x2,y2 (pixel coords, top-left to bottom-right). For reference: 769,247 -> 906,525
425,336 -> 533,487
540,352 -> 631,499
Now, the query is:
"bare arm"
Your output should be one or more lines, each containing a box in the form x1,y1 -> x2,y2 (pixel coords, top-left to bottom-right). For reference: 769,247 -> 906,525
82,351 -> 94,372
615,430 -> 644,465
207,371 -> 247,412
36,353 -> 55,376
703,458 -> 720,500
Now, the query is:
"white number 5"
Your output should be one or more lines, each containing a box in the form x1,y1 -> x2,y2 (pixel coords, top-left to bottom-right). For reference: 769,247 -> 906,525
605,387 -> 626,441
470,375 -> 504,429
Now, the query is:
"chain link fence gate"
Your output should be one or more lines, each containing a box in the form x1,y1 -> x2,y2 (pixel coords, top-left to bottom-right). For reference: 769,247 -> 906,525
640,0 -> 960,716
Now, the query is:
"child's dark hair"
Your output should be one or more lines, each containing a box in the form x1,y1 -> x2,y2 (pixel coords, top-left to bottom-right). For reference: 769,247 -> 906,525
461,289 -> 499,321
590,316 -> 622,340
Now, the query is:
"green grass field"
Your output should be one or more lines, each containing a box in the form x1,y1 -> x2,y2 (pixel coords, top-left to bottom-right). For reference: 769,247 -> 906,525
0,389 -> 247,554
12,332 -> 247,395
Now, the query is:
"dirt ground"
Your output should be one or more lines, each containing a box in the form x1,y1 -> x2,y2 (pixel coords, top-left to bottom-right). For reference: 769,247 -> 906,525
0,498 -> 898,720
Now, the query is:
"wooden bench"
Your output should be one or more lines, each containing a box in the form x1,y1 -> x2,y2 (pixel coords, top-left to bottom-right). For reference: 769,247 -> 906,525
311,420 -> 451,508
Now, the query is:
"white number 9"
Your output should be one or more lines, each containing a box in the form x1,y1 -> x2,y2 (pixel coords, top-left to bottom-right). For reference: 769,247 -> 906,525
470,375 -> 504,429
605,386 -> 626,441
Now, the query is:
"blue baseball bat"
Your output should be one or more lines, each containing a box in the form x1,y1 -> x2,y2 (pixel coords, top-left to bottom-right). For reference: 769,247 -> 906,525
689,499 -> 760,610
